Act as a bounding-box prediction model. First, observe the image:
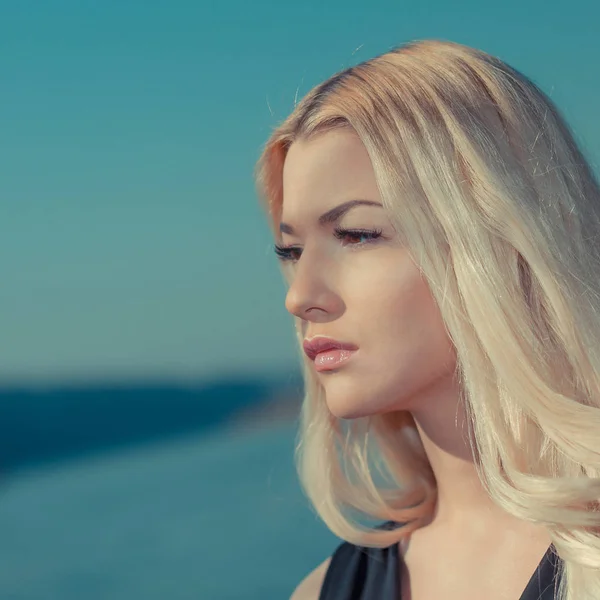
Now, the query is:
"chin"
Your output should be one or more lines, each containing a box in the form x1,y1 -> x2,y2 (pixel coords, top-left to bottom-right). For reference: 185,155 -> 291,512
326,405 -> 366,420
322,377 -> 402,420
324,396 -> 383,420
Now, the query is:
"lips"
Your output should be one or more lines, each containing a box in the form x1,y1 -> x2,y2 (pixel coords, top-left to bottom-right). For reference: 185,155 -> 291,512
302,336 -> 358,361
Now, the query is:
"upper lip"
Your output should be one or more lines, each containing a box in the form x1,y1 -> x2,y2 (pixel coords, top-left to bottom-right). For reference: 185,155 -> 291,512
302,336 -> 358,361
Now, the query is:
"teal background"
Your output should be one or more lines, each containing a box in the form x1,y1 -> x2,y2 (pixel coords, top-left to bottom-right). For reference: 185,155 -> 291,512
1,0 -> 598,385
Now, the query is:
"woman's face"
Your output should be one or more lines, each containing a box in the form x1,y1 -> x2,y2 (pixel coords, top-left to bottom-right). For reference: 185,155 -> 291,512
279,127 -> 456,419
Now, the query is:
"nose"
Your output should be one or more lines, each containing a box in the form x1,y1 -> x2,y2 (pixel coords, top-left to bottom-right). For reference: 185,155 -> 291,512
284,256 -> 340,321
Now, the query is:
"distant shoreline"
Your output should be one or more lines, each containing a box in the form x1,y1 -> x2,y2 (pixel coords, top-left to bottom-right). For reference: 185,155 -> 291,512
225,393 -> 302,434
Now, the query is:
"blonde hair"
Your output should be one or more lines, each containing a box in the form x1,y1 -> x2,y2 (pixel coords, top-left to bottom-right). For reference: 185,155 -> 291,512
254,39 -> 600,599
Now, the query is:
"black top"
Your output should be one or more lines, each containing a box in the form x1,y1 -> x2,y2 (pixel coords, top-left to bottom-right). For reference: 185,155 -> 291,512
319,524 -> 562,600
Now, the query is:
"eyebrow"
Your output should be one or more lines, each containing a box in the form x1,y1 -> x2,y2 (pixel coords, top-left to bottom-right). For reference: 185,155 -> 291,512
279,199 -> 383,235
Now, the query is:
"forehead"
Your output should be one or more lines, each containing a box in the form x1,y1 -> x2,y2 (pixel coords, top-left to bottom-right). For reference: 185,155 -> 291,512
282,129 -> 378,207
283,128 -> 370,180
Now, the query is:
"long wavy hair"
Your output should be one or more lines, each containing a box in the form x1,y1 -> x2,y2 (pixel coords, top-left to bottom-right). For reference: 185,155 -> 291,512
254,39 -> 600,599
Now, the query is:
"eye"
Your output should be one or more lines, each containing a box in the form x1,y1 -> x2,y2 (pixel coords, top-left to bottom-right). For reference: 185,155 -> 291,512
273,227 -> 383,262
333,227 -> 383,245
273,244 -> 302,262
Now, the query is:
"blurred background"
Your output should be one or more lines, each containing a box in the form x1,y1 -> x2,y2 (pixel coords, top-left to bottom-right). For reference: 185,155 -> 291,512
0,0 -> 598,598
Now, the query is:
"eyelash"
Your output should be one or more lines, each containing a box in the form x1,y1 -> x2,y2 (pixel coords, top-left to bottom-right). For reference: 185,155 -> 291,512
273,227 -> 384,262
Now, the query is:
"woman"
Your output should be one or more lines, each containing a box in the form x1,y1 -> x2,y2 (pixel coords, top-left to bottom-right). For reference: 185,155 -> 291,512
254,39 -> 600,600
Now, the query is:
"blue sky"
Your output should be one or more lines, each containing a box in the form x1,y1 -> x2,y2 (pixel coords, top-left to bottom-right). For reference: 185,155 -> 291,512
1,0 -> 598,385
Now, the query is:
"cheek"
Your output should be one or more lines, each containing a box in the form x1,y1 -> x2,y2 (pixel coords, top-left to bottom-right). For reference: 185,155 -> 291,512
322,271 -> 456,419
358,259 -> 433,343
380,278 -> 455,383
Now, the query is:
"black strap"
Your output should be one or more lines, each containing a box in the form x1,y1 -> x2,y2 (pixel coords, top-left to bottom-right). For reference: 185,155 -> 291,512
319,541 -> 399,599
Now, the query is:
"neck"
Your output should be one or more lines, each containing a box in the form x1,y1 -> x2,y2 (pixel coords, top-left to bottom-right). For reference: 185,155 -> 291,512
408,374 -> 543,538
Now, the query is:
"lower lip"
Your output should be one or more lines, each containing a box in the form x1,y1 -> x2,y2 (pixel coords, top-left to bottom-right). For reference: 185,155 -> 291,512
313,349 -> 357,372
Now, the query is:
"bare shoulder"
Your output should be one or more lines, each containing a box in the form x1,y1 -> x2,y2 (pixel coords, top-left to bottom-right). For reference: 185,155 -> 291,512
289,557 -> 332,600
